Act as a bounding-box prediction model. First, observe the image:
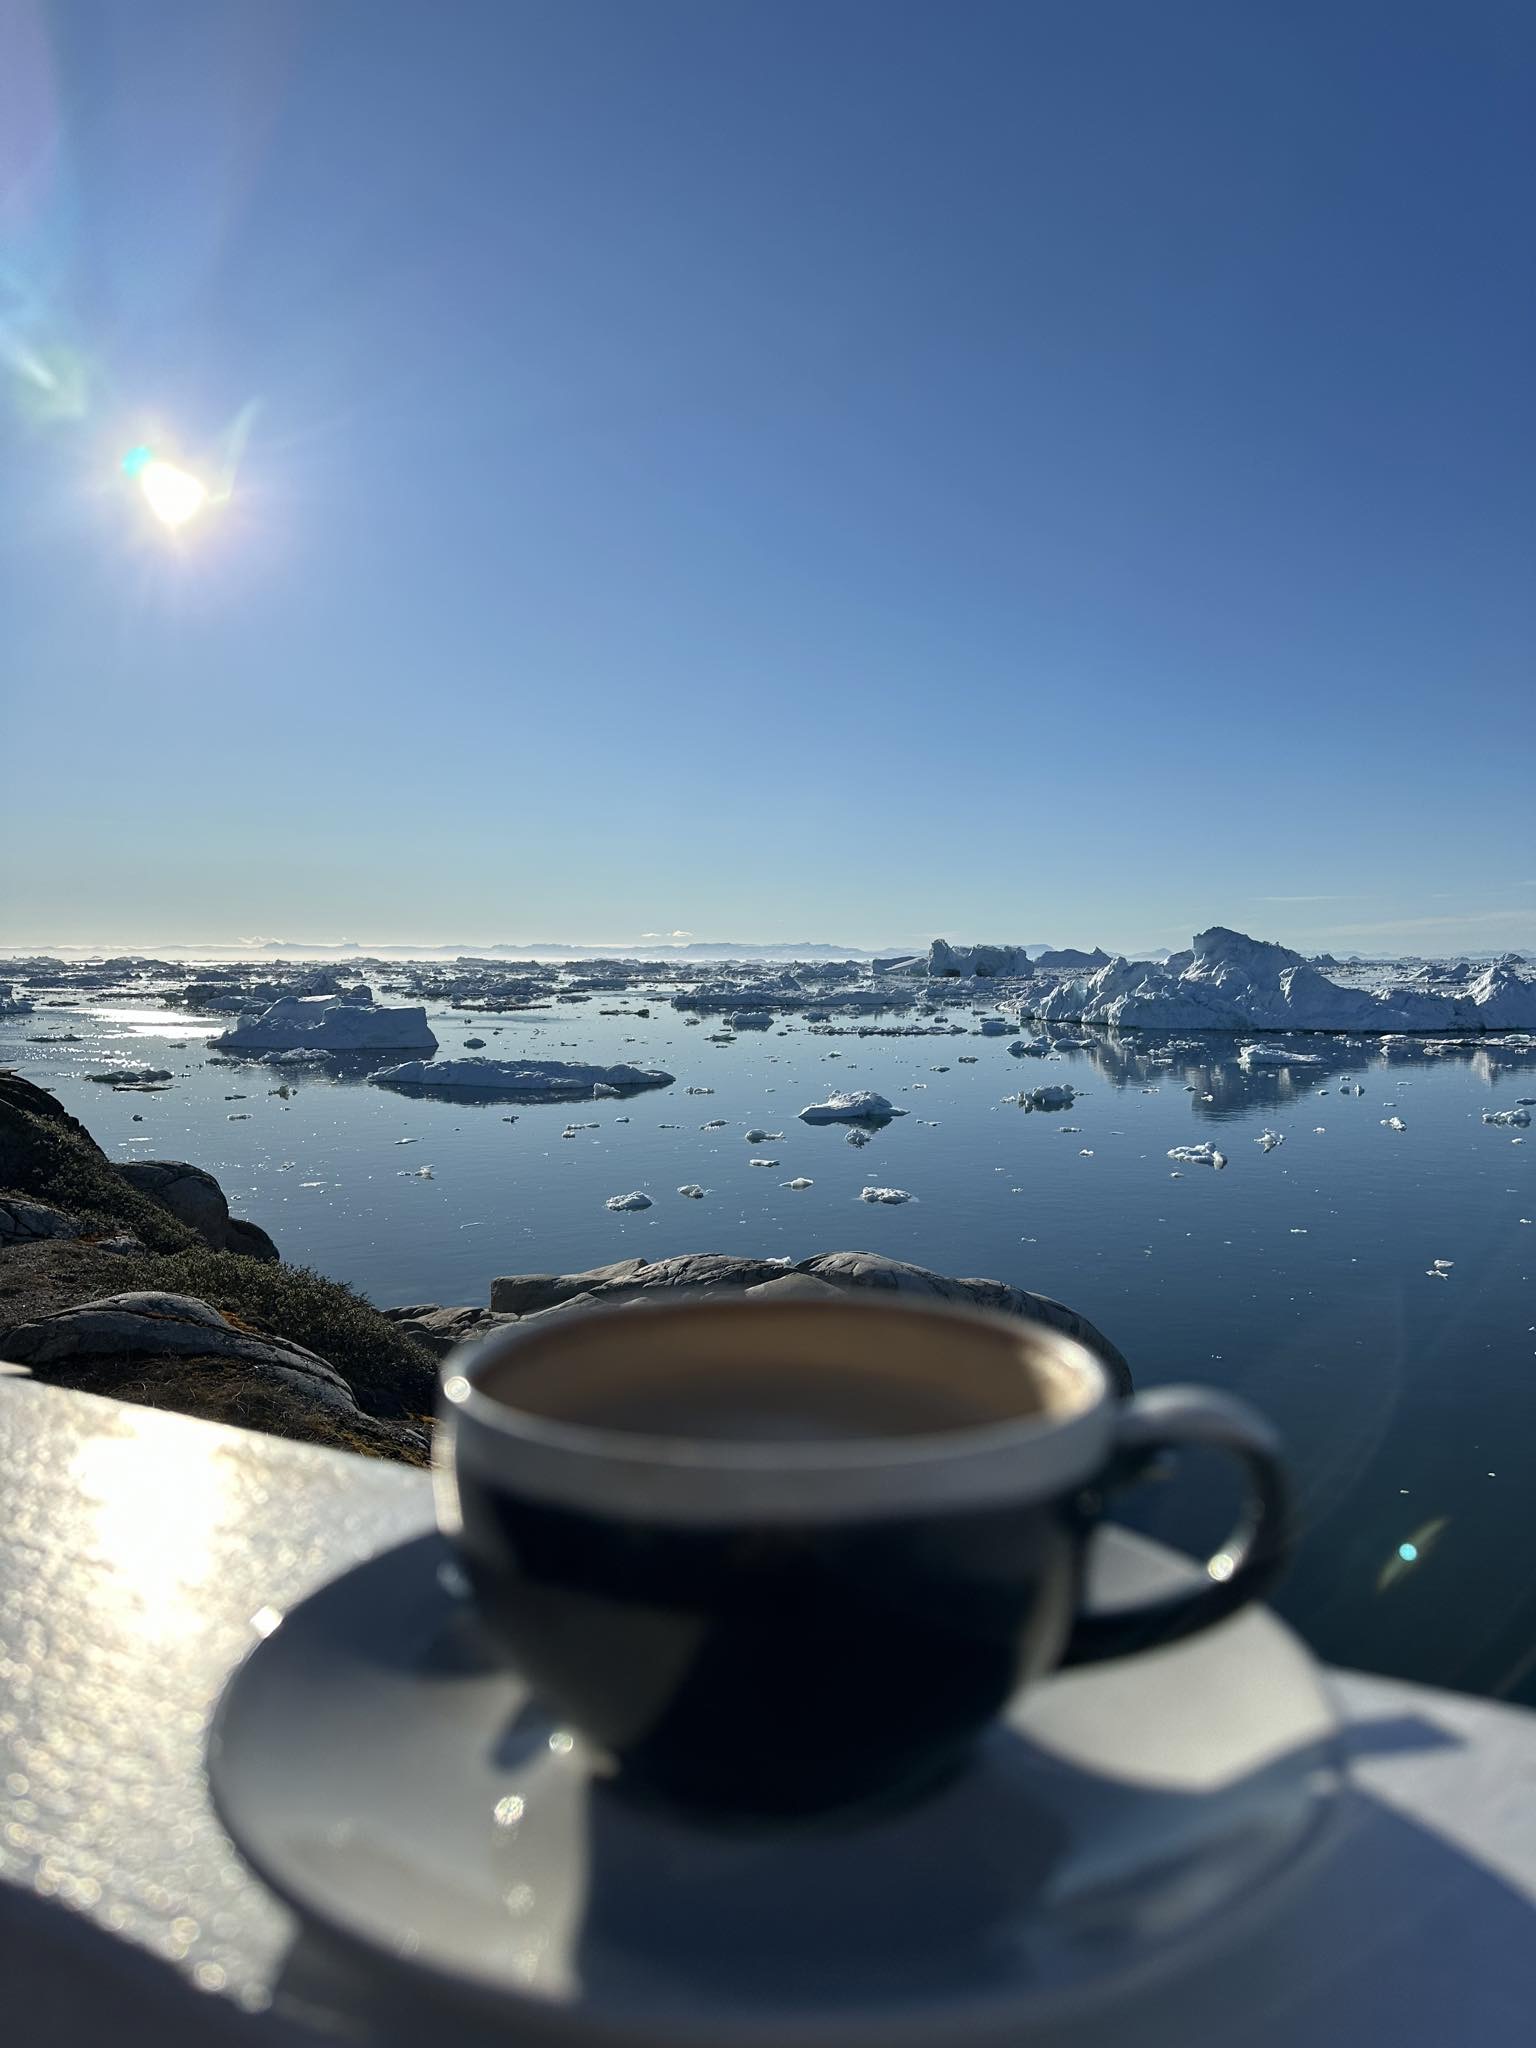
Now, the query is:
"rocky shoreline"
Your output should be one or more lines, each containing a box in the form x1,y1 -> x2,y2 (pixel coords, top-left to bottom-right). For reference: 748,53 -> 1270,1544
0,1070 -> 1130,1465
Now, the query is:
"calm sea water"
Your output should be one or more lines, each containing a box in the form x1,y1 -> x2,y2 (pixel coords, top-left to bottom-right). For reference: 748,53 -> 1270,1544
6,993 -> 1535,1704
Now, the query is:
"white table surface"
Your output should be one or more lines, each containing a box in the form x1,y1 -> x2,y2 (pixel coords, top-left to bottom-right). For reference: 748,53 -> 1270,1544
1,1371 -> 1533,2046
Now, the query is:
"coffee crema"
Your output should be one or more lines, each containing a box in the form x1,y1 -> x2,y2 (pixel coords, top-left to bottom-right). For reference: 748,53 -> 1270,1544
487,1361 -> 1026,1444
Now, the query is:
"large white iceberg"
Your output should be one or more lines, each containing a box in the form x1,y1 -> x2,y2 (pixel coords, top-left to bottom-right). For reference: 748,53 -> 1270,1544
798,1091 -> 906,1124
212,995 -> 437,1055
370,1057 -> 674,1098
929,941 -> 1033,978
1037,927 -> 1536,1036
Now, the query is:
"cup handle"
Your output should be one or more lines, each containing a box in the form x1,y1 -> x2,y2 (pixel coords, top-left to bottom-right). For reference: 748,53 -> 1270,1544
1062,1385 -> 1292,1666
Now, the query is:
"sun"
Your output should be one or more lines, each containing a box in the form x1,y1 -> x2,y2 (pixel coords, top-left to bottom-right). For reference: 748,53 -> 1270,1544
122,443 -> 211,529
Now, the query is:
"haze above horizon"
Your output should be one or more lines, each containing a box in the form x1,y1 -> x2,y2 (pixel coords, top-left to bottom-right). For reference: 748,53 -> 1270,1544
3,2 -> 1532,955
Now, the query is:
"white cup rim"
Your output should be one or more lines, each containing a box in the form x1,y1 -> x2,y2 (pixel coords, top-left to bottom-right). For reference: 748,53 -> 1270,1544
440,1297 -> 1115,1526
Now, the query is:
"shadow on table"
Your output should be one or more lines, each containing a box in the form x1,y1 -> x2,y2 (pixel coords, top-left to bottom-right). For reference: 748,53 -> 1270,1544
262,1710 -> 1536,2048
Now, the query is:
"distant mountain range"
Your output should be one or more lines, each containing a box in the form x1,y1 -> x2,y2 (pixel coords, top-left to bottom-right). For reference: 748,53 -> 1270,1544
247,939 -> 901,962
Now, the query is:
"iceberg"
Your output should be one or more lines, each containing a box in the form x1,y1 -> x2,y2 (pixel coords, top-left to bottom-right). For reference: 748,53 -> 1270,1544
370,1057 -> 674,1099
606,1191 -> 653,1212
213,995 -> 437,1055
1037,926 -> 1536,1036
1482,1107 -> 1532,1127
860,1186 -> 915,1204
1020,1084 -> 1076,1112
1239,1042 -> 1324,1068
929,941 -> 1033,978
798,1091 -> 906,1124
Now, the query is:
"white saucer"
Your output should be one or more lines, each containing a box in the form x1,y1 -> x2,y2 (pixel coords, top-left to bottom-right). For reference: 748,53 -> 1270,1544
209,1530 -> 1344,2047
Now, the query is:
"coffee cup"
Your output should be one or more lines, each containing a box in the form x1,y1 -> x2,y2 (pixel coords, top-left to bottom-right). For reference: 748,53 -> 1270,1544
436,1297 -> 1290,1817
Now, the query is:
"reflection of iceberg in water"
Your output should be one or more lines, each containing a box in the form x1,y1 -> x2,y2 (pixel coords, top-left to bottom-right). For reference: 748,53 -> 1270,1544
1061,1030 -> 1536,1124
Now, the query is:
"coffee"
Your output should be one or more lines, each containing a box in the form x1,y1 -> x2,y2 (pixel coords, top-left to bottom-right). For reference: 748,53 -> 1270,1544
481,1358 -> 1024,1443
474,1298 -> 1078,1451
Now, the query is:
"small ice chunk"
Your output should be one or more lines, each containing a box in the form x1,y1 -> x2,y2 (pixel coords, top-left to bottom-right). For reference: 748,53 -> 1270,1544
685,1086 -> 715,1095
1482,1107 -> 1531,1127
744,1129 -> 784,1143
1019,1084 -> 1076,1112
781,1177 -> 814,1189
749,1158 -> 780,1167
860,1186 -> 915,1204
1256,1129 -> 1284,1151
605,1190 -> 653,1212
1381,1117 -> 1408,1133
846,1128 -> 873,1147
701,1119 -> 727,1130
676,1184 -> 707,1199
1167,1143 -> 1227,1168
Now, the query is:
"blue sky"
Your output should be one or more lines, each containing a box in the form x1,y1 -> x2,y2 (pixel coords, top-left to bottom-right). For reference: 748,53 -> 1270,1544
3,1 -> 1532,956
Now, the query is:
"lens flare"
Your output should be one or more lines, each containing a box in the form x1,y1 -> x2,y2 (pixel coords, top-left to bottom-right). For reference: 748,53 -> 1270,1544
138,458 -> 209,528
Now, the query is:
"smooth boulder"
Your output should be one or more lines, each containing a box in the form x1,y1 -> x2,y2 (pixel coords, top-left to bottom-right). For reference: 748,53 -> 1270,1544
3,1292 -> 358,1410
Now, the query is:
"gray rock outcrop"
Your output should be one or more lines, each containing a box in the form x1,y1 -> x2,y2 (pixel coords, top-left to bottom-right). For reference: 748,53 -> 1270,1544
3,1292 -> 358,1409
466,1250 -> 1132,1393
0,1196 -> 80,1246
117,1161 -> 280,1261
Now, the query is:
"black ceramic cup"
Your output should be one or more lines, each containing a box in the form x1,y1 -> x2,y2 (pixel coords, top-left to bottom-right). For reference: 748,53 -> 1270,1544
435,1298 -> 1290,1818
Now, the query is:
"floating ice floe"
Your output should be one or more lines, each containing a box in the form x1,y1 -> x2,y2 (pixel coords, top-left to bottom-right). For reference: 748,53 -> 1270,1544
860,1186 -> 915,1204
846,1128 -> 873,1147
605,1191 -> 653,1212
1019,1085 -> 1076,1112
1382,1117 -> 1408,1133
1007,1038 -> 1050,1058
685,1086 -> 715,1095
370,1057 -> 674,1099
1482,1107 -> 1532,1127
1239,1042 -> 1325,1068
781,1177 -> 814,1189
744,1129 -> 784,1143
1167,1143 -> 1227,1168
676,1184 -> 707,1199
798,1091 -> 905,1124
1256,1129 -> 1285,1151
701,1119 -> 727,1130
